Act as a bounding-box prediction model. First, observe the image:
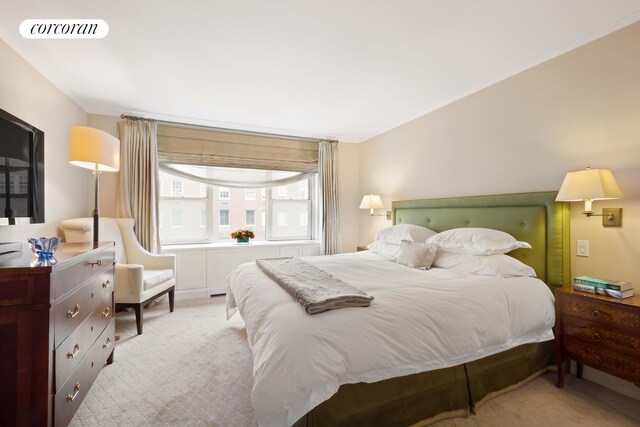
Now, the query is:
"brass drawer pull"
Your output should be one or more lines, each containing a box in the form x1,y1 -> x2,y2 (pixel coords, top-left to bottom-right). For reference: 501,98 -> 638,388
592,332 -> 602,342
66,343 -> 80,359
89,260 -> 102,268
103,337 -> 112,349
592,310 -> 602,318
66,383 -> 80,402
101,307 -> 111,318
102,280 -> 111,289
66,304 -> 80,319
593,355 -> 603,364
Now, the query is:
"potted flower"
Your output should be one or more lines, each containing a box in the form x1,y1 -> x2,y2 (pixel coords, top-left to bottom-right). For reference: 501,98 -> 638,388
231,229 -> 255,243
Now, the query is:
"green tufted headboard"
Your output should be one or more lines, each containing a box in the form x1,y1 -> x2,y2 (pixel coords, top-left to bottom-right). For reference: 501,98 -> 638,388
392,192 -> 570,288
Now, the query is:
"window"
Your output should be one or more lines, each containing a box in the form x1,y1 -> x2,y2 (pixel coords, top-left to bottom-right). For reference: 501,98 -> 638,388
219,209 -> 230,227
277,211 -> 287,226
269,179 -> 312,240
219,187 -> 230,200
171,208 -> 183,227
171,181 -> 183,197
276,186 -> 287,199
159,181 -> 164,197
246,210 -> 256,226
159,166 -> 315,244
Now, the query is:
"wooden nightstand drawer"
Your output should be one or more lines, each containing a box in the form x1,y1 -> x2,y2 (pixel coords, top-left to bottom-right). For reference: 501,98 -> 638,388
561,296 -> 640,329
554,287 -> 640,389
562,317 -> 640,356
563,338 -> 640,384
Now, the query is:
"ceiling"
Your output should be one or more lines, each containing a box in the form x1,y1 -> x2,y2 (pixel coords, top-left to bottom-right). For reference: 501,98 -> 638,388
1,1 -> 640,142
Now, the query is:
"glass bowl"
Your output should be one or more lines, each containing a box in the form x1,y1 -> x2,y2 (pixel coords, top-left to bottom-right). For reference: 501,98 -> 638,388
28,237 -> 61,259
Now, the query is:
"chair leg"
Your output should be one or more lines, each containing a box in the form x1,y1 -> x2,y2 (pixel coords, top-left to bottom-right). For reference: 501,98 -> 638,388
134,303 -> 143,335
169,287 -> 175,313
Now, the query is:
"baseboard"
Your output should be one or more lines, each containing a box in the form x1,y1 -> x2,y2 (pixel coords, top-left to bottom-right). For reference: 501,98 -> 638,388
175,288 -> 207,301
570,361 -> 640,401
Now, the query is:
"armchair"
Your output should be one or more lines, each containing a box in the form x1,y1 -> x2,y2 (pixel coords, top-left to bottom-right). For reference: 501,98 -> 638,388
60,217 -> 175,335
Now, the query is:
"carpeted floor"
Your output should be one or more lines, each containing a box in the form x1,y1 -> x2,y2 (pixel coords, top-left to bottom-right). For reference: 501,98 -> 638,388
71,297 -> 640,427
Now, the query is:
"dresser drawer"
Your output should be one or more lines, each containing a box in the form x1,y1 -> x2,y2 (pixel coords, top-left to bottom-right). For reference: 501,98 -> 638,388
562,317 -> 640,356
54,266 -> 114,347
54,318 -> 115,427
561,296 -> 640,329
563,338 -> 640,383
52,244 -> 115,299
55,299 -> 114,391
0,274 -> 50,307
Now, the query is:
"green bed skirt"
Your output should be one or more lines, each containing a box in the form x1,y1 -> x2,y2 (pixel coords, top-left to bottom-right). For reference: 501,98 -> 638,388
294,340 -> 554,426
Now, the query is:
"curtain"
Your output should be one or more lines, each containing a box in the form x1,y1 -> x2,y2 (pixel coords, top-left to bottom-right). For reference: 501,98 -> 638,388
159,162 -> 313,188
116,119 -> 161,253
319,140 -> 340,255
157,125 -> 318,172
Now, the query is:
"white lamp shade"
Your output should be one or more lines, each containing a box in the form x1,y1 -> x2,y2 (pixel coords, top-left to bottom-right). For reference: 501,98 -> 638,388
359,194 -> 384,210
69,126 -> 120,172
556,168 -> 623,202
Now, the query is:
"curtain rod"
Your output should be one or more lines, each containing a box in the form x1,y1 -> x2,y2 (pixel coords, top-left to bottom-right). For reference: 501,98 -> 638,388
119,114 -> 329,143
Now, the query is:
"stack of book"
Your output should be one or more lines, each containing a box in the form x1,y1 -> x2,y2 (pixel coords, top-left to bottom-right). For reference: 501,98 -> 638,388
573,276 -> 634,299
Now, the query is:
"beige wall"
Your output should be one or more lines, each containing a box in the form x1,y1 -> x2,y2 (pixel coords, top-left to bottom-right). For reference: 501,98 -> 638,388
357,22 -> 640,399
0,39 -> 90,241
337,142 -> 360,252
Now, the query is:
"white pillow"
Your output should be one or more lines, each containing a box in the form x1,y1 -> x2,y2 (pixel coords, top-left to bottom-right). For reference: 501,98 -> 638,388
433,251 -> 536,278
396,241 -> 437,269
367,241 -> 401,259
427,228 -> 531,255
375,224 -> 437,245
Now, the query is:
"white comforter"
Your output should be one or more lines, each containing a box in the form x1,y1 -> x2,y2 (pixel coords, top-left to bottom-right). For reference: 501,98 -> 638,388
226,251 -> 555,427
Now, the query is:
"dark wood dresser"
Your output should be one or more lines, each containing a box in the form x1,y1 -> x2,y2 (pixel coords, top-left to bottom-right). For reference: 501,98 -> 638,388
0,242 -> 116,426
554,287 -> 640,388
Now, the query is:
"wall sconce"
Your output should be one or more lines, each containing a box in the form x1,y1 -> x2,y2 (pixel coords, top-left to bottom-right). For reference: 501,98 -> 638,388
556,167 -> 623,226
359,194 -> 392,220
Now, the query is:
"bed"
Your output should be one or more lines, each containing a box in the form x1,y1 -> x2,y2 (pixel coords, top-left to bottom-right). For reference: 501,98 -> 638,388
226,191 -> 570,426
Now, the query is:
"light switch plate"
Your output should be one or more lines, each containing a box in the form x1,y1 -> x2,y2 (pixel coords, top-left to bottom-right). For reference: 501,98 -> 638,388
577,240 -> 589,257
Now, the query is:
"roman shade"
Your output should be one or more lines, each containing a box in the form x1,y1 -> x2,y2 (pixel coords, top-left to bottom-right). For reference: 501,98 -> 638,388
157,125 -> 319,173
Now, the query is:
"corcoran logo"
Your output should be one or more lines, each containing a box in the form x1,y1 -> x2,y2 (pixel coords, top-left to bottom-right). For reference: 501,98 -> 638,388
19,19 -> 109,39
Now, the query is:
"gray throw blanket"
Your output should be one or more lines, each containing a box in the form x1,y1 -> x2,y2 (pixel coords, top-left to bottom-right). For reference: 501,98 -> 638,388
256,257 -> 374,314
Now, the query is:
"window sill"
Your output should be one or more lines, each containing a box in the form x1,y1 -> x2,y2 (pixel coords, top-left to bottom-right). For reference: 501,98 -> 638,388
162,239 -> 320,251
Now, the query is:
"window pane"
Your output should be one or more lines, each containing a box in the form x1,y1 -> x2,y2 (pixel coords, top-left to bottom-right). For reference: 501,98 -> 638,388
219,187 -> 230,200
219,209 -> 229,227
246,210 -> 256,226
270,200 -> 311,239
160,169 -> 209,243
160,166 -> 313,244
171,181 -> 183,197
171,208 -> 183,227
272,179 -> 309,201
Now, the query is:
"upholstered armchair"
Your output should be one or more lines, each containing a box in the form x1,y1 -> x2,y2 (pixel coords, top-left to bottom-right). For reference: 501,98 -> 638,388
60,218 -> 175,335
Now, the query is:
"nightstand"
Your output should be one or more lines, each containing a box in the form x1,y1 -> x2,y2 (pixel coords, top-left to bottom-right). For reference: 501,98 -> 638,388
554,287 -> 640,388
356,246 -> 368,252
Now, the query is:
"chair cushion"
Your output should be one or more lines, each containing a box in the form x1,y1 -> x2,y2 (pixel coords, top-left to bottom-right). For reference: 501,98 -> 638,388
143,269 -> 174,291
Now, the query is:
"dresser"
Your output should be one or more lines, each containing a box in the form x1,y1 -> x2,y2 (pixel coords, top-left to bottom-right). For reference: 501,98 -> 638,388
0,242 -> 116,426
554,287 -> 640,388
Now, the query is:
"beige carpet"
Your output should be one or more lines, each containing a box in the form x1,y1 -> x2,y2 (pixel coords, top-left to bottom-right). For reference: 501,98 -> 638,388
70,297 -> 640,427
